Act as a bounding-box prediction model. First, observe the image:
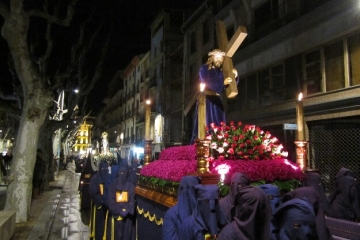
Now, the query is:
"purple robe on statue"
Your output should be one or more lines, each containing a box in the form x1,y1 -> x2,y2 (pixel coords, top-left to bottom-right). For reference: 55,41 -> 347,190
218,172 -> 250,227
272,198 -> 318,240
282,187 -> 332,240
162,176 -> 200,240
106,167 -> 136,240
179,184 -> 220,240
191,64 -> 227,144
218,186 -> 272,240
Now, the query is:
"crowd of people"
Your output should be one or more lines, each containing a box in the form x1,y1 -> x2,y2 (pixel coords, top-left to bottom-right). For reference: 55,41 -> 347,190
82,151 -> 359,240
87,154 -> 140,240
163,168 -> 360,240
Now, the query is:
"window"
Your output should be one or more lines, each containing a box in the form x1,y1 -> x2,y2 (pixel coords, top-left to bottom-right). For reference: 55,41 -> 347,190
305,50 -> 322,95
348,34 -> 360,86
271,63 -> 285,103
247,74 -> 258,109
202,19 -> 210,44
325,41 -> 344,91
258,69 -> 270,107
190,31 -> 196,54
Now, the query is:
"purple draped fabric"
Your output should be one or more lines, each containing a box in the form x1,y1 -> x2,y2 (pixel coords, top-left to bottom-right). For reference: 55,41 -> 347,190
218,186 -> 271,240
191,64 -> 226,144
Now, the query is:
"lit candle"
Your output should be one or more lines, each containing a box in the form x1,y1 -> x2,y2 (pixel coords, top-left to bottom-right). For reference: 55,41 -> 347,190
296,93 -> 305,141
198,83 -> 206,139
145,99 -> 151,140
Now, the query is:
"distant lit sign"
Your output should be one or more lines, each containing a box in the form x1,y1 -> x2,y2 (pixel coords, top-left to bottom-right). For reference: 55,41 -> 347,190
283,123 -> 297,130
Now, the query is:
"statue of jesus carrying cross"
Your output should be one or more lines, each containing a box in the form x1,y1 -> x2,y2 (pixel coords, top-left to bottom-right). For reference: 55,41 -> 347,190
189,21 -> 247,144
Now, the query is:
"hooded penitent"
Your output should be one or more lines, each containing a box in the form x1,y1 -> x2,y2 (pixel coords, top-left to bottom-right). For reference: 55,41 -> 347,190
106,166 -> 136,240
162,176 -> 200,240
302,172 -> 329,213
218,172 -> 250,226
179,184 -> 220,240
258,184 -> 282,214
272,198 -> 318,240
88,160 -> 109,240
282,187 -> 332,240
218,186 -> 272,240
327,168 -> 360,222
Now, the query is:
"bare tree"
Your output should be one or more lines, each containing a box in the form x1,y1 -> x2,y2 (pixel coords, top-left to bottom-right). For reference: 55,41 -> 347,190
0,0 -> 110,222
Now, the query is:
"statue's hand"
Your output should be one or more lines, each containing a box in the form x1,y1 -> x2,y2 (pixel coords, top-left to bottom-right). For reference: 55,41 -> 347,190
232,68 -> 238,78
224,77 -> 232,85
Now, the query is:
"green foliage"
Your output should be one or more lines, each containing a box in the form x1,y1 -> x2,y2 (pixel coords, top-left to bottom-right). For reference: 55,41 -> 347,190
219,179 -> 301,197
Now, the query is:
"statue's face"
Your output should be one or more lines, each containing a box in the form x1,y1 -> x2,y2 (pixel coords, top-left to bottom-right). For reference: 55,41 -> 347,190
212,54 -> 224,68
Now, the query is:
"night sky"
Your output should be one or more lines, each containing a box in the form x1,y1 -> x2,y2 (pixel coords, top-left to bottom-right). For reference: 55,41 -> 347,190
0,0 -> 203,113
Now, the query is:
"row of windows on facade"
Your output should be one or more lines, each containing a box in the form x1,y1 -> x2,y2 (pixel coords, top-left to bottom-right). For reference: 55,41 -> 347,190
228,33 -> 360,112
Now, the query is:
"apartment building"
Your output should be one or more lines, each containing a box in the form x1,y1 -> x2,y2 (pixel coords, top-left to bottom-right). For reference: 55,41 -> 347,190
182,0 -> 360,191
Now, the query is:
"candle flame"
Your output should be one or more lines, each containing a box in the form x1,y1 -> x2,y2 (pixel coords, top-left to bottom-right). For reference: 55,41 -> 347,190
146,99 -> 151,105
200,83 -> 205,92
298,93 -> 303,101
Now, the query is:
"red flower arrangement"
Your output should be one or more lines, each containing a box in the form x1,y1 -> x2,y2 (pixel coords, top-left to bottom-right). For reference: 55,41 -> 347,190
206,121 -> 288,160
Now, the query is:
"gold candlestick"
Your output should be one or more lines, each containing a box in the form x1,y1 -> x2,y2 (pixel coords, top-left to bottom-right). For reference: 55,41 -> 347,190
294,140 -> 308,171
198,83 -> 206,140
143,139 -> 153,166
145,99 -> 151,140
296,93 -> 305,141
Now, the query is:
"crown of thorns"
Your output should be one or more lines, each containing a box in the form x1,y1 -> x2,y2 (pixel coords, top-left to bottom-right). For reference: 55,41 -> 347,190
208,49 -> 225,57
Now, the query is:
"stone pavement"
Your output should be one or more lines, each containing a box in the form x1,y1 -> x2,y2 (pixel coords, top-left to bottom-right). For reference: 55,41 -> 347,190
5,163 -> 90,240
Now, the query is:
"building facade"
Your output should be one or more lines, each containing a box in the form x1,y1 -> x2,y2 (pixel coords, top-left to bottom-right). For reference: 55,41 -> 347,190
182,0 -> 360,191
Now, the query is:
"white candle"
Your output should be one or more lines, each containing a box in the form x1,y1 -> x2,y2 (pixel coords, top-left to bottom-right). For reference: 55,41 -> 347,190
296,93 -> 305,141
145,99 -> 151,140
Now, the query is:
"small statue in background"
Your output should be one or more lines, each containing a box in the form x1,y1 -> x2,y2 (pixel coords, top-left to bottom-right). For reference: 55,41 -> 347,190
102,131 -> 109,154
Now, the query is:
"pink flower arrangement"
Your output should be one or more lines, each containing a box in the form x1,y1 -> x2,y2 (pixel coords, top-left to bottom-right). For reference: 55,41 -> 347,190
140,158 -> 304,184
206,121 -> 288,160
211,158 -> 304,185
158,145 -> 196,160
140,160 -> 197,182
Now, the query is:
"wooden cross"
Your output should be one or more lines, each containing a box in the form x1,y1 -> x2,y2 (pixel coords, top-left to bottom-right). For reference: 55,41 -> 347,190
215,20 -> 247,98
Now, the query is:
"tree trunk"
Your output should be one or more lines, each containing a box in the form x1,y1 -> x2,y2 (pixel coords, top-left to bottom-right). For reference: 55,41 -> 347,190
4,92 -> 50,222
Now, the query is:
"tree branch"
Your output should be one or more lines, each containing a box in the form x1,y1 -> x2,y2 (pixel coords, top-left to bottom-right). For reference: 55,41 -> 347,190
27,0 -> 79,26
0,1 -> 10,20
0,98 -> 22,118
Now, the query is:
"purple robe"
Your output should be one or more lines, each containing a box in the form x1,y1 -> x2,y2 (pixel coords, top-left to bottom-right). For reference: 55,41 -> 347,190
88,161 -> 109,240
303,172 -> 329,213
106,167 -> 136,240
191,64 -> 226,144
328,168 -> 360,222
162,176 -> 200,240
258,184 -> 282,214
272,198 -> 318,240
179,184 -> 220,240
218,186 -> 272,240
282,187 -> 332,240
218,172 -> 250,226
